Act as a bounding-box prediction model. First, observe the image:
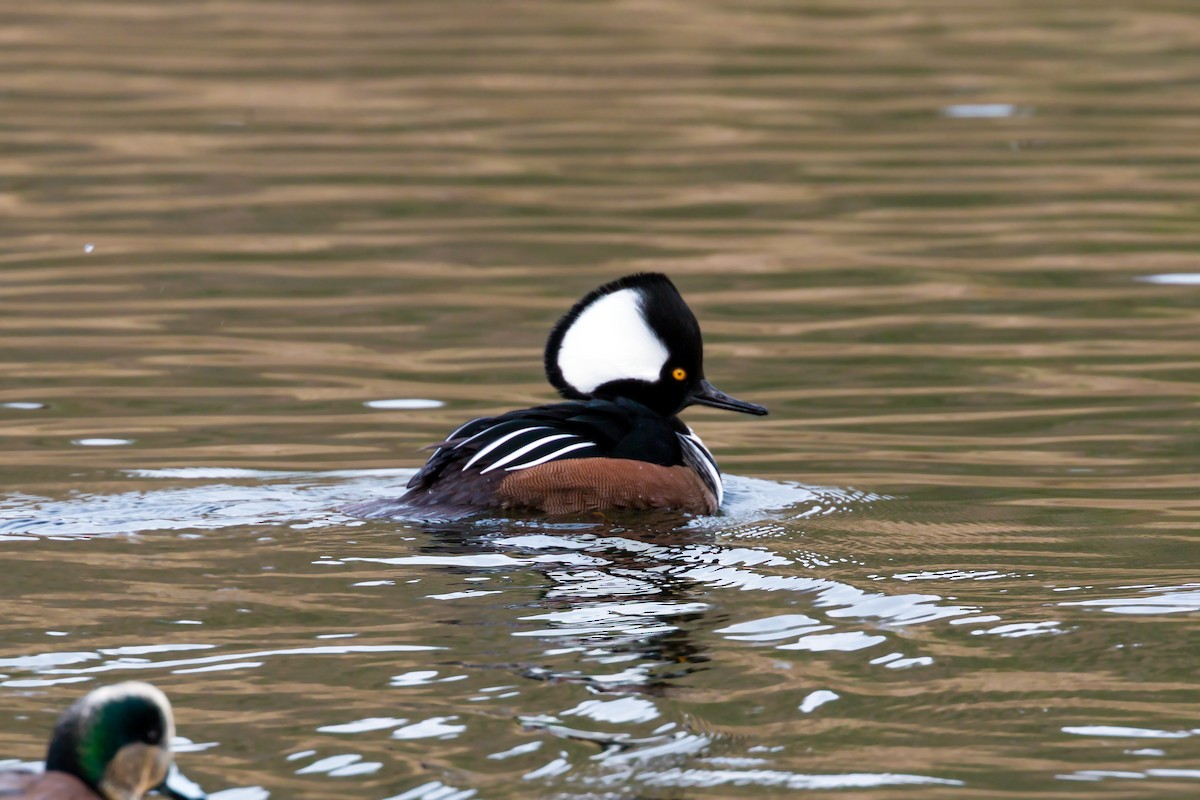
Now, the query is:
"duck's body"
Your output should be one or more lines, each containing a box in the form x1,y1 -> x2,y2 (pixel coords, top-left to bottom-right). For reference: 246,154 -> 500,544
402,396 -> 723,514
0,682 -> 204,800
0,770 -> 94,799
375,273 -> 767,517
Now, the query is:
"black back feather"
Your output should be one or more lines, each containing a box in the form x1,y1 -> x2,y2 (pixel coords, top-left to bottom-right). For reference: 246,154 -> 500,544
406,397 -> 685,493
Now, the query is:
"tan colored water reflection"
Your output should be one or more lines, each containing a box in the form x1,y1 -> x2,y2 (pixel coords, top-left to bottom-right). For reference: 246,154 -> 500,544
2,0 -> 1200,798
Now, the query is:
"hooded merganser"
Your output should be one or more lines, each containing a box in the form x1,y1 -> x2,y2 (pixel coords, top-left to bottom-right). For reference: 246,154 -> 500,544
0,681 -> 206,800
395,272 -> 767,516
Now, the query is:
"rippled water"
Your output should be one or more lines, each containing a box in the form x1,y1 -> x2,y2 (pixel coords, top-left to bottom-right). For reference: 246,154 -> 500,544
2,1 -> 1200,798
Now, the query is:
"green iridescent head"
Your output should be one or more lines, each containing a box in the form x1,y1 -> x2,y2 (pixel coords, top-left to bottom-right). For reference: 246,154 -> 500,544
43,682 -> 185,800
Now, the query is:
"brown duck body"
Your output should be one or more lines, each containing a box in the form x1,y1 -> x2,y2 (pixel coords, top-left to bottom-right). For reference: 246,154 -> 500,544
0,770 -> 96,800
496,457 -> 716,515
375,396 -> 726,518
399,455 -> 717,516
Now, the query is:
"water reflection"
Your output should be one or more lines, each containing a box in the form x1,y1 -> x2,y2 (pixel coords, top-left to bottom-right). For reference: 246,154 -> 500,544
6,644 -> 440,683
4,458 -> 1197,796
384,781 -> 477,800
1058,584 -> 1200,615
0,468 -> 409,538
4,0 -> 1200,794
312,489 -> 982,791
0,468 -> 985,792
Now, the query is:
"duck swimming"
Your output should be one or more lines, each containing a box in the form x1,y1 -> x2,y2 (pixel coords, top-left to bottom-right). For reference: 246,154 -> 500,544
371,273 -> 767,517
0,681 -> 204,800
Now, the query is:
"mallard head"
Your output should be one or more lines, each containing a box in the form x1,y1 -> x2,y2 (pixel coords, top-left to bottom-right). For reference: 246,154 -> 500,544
43,682 -> 203,800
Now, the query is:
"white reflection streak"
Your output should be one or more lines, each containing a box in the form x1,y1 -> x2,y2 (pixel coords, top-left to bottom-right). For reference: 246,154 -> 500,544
496,534 -> 976,627
1140,273 -> 1200,285
1058,586 -> 1200,615
522,755 -> 571,780
598,733 -> 711,765
562,696 -> 660,724
1059,768 -> 1200,782
1,676 -> 93,688
778,632 -> 886,652
514,601 -> 708,640
382,781 -> 477,800
941,103 -> 1021,118
391,716 -> 467,740
636,768 -> 963,789
798,690 -> 839,713
27,644 -> 440,676
173,660 -> 263,674
342,552 -> 605,568
294,753 -> 382,776
207,788 -> 271,800
99,644 -> 215,656
488,741 -> 544,760
318,717 -> 407,734
971,621 -> 1062,638
1062,725 -> 1192,739
675,563 -> 974,624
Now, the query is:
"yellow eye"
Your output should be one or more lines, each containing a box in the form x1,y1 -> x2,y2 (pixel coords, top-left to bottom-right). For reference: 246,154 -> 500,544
672,368 -> 687,381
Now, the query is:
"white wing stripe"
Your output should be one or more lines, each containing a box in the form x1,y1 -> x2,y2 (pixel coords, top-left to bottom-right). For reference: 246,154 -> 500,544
430,417 -> 487,459
684,431 -> 718,470
479,433 -> 577,474
446,418 -> 483,441
463,426 -> 550,471
452,422 -> 501,450
505,440 -> 596,471
680,431 -> 723,507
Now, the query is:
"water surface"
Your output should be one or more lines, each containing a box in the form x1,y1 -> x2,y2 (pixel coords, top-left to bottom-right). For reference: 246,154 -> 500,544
2,1 -> 1199,798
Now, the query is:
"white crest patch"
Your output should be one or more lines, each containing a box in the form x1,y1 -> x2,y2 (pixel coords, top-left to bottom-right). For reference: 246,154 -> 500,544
556,287 -> 669,395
